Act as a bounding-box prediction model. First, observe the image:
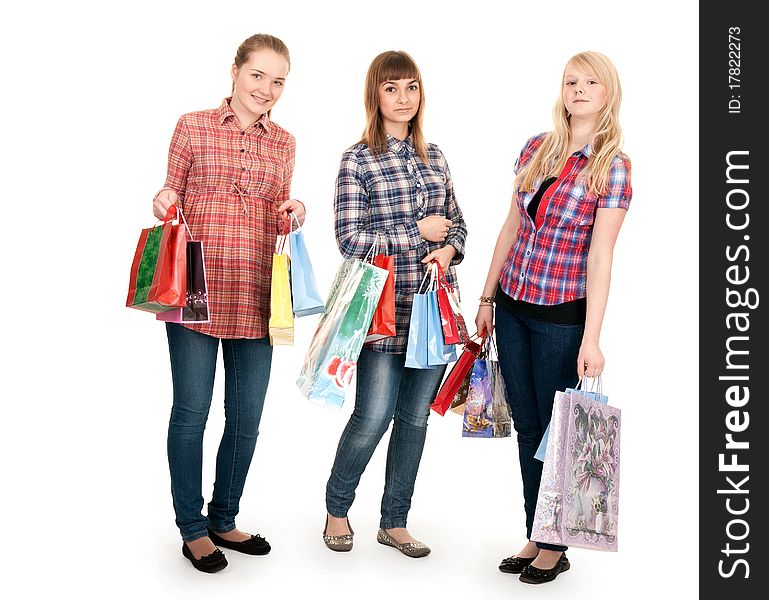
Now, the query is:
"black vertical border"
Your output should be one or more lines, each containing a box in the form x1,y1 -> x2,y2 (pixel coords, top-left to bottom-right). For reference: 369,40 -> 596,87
700,5 -> 766,597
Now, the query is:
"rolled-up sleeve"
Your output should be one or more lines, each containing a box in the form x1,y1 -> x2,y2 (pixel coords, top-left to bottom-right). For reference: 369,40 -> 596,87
597,154 -> 632,209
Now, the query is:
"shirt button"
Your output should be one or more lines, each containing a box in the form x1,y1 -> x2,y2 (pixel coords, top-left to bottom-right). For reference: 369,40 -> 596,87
526,251 -> 530,255
241,131 -> 246,136
241,167 -> 246,171
240,148 -> 245,153
520,272 -> 524,278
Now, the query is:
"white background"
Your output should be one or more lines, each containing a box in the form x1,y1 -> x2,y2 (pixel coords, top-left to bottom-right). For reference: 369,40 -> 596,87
0,1 -> 698,598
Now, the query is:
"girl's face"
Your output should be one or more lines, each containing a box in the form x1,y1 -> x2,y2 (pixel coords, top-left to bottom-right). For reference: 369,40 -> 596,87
377,78 -> 420,131
231,49 -> 289,120
562,63 -> 607,120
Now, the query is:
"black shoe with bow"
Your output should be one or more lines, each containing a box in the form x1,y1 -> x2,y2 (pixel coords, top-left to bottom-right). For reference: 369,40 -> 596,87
519,553 -> 570,584
181,542 -> 228,573
207,528 -> 271,555
498,555 -> 536,574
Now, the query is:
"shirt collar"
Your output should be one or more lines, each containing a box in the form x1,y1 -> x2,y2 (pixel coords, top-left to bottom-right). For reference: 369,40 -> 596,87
572,142 -> 592,158
386,132 -> 414,155
217,98 -> 273,133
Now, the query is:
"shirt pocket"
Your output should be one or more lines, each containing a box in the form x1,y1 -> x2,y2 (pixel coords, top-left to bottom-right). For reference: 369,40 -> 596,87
554,183 -> 596,229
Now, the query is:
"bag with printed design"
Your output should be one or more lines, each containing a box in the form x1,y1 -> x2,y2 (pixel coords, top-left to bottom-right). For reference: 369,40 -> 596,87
430,335 -> 483,415
461,336 -> 511,438
531,387 -> 621,551
296,256 -> 388,410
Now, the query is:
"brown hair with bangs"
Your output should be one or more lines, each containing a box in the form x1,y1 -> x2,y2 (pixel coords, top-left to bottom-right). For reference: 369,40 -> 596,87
360,50 -> 428,161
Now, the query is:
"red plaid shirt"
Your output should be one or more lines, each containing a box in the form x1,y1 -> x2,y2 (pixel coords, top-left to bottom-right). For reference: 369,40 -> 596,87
161,98 -> 295,338
499,133 -> 632,305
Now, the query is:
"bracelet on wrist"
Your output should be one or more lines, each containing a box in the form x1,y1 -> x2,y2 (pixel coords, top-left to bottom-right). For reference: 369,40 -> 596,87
479,295 -> 495,304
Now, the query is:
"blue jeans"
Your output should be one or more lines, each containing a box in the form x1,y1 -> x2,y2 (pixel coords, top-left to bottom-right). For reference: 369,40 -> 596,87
166,323 -> 273,542
326,348 -> 446,529
495,305 -> 583,552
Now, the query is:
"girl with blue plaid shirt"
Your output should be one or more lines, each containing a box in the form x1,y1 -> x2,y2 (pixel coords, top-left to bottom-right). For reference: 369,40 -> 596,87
322,50 -> 467,557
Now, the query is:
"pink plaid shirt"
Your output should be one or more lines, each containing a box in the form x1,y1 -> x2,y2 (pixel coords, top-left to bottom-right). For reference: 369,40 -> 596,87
161,98 -> 296,338
499,133 -> 632,305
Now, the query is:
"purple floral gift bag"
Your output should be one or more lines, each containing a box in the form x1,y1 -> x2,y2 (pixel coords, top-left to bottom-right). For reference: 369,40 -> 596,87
531,390 -> 621,551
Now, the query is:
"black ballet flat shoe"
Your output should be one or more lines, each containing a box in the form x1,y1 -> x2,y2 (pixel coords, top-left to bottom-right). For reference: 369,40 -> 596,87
498,555 -> 536,574
181,542 -> 228,573
207,528 -> 271,555
519,553 -> 570,584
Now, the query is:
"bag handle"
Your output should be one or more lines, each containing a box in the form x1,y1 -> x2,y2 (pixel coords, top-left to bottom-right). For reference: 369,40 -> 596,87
162,204 -> 194,241
417,263 -> 433,294
275,217 -> 291,254
435,261 -> 454,292
364,233 -> 382,263
575,375 -> 603,395
289,211 -> 302,233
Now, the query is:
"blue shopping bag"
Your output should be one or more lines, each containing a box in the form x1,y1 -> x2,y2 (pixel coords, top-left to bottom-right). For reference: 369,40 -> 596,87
289,216 -> 325,317
405,291 -> 432,368
534,378 -> 608,461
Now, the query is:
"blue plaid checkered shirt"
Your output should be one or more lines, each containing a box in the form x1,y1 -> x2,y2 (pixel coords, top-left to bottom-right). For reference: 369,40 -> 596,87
334,134 -> 467,354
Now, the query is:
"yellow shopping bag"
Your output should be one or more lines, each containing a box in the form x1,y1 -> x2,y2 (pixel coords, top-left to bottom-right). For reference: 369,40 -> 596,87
269,250 -> 294,346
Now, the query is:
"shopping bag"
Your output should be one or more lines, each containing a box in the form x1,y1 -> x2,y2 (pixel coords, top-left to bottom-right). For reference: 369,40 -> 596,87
365,253 -> 396,342
156,239 -> 210,323
426,289 -> 451,366
296,258 -> 388,410
461,358 -> 493,437
269,233 -> 294,345
534,378 -> 608,461
430,336 -> 483,415
404,291 -> 431,368
531,390 -> 621,551
288,214 -> 325,317
404,266 -> 433,369
461,337 -> 511,438
436,263 -> 469,345
126,205 -> 187,313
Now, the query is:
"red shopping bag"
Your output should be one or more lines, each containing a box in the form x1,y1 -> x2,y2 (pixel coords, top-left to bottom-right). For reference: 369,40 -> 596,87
126,205 -> 187,313
436,263 -> 469,344
365,254 -> 396,342
430,336 -> 483,415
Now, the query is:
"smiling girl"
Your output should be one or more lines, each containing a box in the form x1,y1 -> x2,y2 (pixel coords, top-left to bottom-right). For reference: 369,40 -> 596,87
152,33 -> 305,573
322,50 -> 467,558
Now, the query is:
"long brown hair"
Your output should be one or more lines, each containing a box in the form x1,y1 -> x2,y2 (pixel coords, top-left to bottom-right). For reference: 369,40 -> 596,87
231,33 -> 291,117
360,51 -> 428,161
516,51 -> 624,196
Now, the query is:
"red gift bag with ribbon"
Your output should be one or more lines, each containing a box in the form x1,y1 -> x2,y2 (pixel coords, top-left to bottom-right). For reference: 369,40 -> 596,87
430,335 -> 483,415
126,205 -> 187,313
436,263 -> 469,345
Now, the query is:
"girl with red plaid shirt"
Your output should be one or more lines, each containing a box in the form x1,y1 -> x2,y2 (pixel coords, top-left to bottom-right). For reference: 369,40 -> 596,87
152,34 -> 305,573
475,51 -> 632,585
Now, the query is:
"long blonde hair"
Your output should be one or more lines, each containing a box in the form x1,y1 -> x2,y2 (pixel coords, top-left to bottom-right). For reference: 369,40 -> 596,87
359,51 -> 428,162
516,51 -> 623,196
